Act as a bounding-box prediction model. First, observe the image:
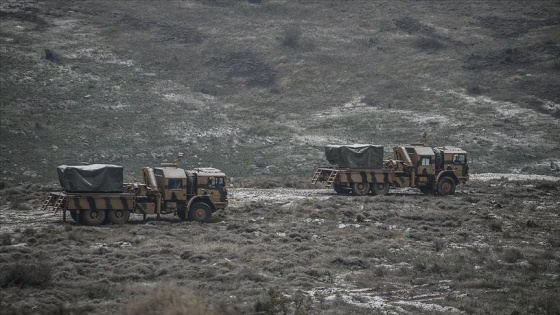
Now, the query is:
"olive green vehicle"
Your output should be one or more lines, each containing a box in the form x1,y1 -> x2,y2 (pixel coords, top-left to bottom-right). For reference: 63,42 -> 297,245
42,158 -> 228,225
312,142 -> 470,196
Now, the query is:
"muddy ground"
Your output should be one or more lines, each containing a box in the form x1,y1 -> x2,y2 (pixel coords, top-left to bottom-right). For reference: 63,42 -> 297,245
1,176 -> 559,315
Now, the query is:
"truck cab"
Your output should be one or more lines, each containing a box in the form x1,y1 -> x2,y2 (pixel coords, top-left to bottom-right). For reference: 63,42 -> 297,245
144,163 -> 228,222
393,145 -> 470,195
153,164 -> 188,214
186,168 -> 228,211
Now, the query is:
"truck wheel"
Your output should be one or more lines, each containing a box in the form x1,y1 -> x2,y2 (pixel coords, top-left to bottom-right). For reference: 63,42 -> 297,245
177,204 -> 187,221
352,182 -> 370,196
437,177 -> 456,196
333,184 -> 350,195
189,202 -> 212,223
70,211 -> 78,222
80,209 -> 106,226
372,182 -> 390,195
108,209 -> 130,225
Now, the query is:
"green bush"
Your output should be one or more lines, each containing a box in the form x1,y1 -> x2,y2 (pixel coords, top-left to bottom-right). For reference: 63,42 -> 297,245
0,262 -> 52,288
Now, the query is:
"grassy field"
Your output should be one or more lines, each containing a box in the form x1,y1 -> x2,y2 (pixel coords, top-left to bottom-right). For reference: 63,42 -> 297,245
1,1 -> 560,314
1,179 -> 559,314
1,0 -> 559,185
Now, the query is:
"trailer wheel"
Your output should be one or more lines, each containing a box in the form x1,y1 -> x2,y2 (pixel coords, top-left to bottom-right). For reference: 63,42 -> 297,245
189,202 -> 212,223
108,209 -> 130,225
352,182 -> 370,196
80,209 -> 106,226
333,184 -> 350,195
437,177 -> 456,196
372,182 -> 390,195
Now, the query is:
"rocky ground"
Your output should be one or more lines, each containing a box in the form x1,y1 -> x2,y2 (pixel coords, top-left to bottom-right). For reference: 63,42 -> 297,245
1,176 -> 559,314
1,0 -> 560,184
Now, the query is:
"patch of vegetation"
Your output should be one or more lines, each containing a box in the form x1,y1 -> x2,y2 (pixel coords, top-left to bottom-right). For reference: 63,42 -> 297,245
414,36 -> 445,52
0,262 -> 52,288
123,282 -> 224,315
281,24 -> 302,48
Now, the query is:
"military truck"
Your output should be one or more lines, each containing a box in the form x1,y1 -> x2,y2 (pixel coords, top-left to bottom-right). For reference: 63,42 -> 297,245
311,142 -> 469,196
42,156 -> 228,225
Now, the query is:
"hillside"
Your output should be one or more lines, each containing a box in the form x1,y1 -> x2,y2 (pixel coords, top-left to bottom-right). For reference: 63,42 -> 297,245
1,0 -> 559,184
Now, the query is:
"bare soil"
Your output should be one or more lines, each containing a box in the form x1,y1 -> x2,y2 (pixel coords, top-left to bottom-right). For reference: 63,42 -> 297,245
1,176 -> 559,314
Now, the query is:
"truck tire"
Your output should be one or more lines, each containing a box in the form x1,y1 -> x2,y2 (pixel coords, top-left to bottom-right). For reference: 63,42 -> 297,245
108,209 -> 130,225
372,182 -> 390,195
352,182 -> 370,196
189,202 -> 212,223
80,209 -> 106,226
437,177 -> 456,196
333,184 -> 350,195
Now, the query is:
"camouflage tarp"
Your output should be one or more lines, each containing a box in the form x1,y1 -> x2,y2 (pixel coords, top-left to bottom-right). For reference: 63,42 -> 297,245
325,144 -> 384,168
57,164 -> 123,192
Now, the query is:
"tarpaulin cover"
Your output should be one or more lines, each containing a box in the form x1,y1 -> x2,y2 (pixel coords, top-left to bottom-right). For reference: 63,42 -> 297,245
57,164 -> 123,192
325,144 -> 384,168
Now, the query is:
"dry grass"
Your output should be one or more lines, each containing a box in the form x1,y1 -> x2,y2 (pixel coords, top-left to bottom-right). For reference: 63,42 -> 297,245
1,0 -> 560,183
0,180 -> 559,314
122,282 -> 220,315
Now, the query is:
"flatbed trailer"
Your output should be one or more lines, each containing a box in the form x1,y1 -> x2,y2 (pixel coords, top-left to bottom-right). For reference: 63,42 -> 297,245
43,190 -> 140,225
312,143 -> 469,196
312,167 -> 398,195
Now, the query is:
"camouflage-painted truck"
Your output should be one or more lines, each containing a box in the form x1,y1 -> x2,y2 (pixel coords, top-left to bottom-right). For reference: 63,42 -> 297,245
311,142 -> 469,196
42,157 -> 228,225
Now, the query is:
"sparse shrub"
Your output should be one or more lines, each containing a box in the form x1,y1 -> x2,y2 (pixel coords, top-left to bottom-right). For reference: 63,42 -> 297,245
414,36 -> 444,51
503,248 -> 523,263
394,16 -> 435,35
0,262 -> 52,288
356,213 -> 365,222
123,282 -> 219,315
282,24 -> 302,48
213,51 -> 277,87
489,220 -> 503,232
360,94 -> 387,107
22,227 -> 36,237
526,219 -> 538,228
541,249 -> 555,260
530,293 -> 560,315
254,288 -> 290,315
0,233 -> 12,245
466,85 -> 488,95
434,238 -> 445,252
44,48 -> 61,63
293,290 -> 312,315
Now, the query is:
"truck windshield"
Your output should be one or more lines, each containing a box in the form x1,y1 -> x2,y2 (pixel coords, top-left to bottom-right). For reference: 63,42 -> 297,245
453,154 -> 466,164
168,179 -> 183,190
208,177 -> 225,188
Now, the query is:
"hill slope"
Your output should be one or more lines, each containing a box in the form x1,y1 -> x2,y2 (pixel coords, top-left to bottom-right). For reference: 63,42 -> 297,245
1,0 -> 559,184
